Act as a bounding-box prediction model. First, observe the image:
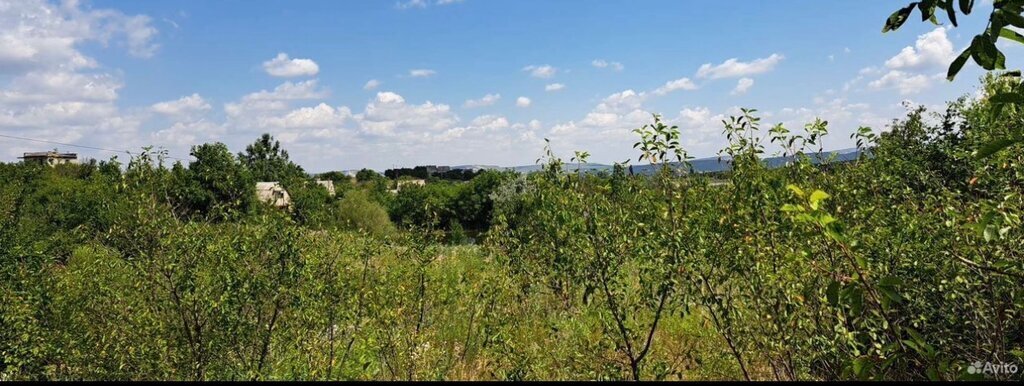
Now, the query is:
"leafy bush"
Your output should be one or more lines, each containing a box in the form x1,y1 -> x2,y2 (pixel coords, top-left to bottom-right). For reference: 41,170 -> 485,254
335,189 -> 395,237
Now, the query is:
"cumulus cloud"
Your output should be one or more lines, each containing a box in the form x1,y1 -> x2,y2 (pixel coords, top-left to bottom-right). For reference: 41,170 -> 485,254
151,119 -> 224,147
867,27 -> 955,95
545,83 -> 565,92
516,96 -> 532,107
409,69 -> 437,78
437,114 -> 509,141
592,59 -> 624,71
262,53 -> 320,77
464,93 -> 501,108
542,89 -> 655,161
397,0 -> 463,9
522,64 -> 557,79
224,80 -> 330,126
731,78 -> 754,95
151,93 -> 211,116
0,0 -> 160,160
261,103 -> 352,130
868,71 -> 935,95
364,79 -> 382,90
653,77 -> 698,95
884,27 -> 955,70
696,53 -> 784,79
0,71 -> 121,104
357,91 -> 457,136
396,0 -> 428,9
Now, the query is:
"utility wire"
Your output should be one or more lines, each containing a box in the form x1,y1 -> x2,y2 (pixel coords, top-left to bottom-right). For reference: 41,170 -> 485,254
0,133 -> 189,161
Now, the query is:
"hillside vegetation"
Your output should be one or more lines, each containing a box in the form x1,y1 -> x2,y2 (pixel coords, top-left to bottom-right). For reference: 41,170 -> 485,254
1,74 -> 1022,381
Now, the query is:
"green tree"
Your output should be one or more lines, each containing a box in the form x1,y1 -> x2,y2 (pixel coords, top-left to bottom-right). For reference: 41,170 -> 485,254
187,142 -> 255,220
238,134 -> 306,182
355,168 -> 384,183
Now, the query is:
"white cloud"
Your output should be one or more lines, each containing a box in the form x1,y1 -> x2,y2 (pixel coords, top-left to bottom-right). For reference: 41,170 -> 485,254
397,0 -> 463,9
151,93 -> 211,116
262,53 -> 320,77
151,119 -> 224,147
868,71 -> 935,95
696,53 -> 784,79
0,71 -> 121,104
731,78 -> 754,95
364,79 -> 381,90
653,77 -> 698,95
545,89 -> 653,157
515,96 -> 532,107
409,69 -> 437,78
0,0 -> 158,161
545,83 -> 565,92
224,80 -> 330,125
396,0 -> 428,9
592,59 -> 624,71
884,27 -> 954,70
522,64 -> 557,79
464,93 -> 501,108
357,91 -> 457,136
262,103 -> 352,129
866,27 -> 955,95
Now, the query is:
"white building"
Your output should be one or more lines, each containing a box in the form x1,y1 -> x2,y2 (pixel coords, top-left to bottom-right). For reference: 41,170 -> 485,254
256,182 -> 291,208
20,151 -> 78,166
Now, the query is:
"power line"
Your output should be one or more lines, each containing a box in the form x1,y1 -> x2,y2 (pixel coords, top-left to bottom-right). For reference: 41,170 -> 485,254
0,133 -> 189,161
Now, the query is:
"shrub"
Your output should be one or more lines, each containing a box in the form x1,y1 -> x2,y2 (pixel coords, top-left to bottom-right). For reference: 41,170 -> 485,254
335,189 -> 395,237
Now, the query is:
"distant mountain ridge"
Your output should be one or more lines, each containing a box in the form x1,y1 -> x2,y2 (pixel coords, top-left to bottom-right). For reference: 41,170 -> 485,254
449,148 -> 864,175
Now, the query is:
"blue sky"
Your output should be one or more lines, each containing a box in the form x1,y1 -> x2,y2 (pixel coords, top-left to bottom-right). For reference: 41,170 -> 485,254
0,0 -> 1013,172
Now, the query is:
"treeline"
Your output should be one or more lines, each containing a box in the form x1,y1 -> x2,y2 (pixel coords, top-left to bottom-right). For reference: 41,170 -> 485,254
0,75 -> 1022,380
384,166 -> 483,182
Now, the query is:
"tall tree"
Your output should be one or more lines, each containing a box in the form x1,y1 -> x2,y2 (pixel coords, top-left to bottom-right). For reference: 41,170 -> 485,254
187,142 -> 255,220
238,134 -> 306,182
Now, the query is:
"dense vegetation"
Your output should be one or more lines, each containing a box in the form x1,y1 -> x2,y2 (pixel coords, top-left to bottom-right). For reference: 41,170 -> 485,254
1,72 -> 1023,380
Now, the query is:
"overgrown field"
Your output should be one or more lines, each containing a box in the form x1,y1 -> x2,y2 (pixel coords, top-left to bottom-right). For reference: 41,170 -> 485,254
1,76 -> 1023,380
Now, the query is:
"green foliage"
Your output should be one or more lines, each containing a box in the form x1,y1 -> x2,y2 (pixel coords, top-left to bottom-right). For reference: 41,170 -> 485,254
355,168 -> 384,183
883,1 -> 1024,157
176,142 -> 256,220
334,189 -> 396,237
238,133 -> 306,182
2,76 -> 1024,381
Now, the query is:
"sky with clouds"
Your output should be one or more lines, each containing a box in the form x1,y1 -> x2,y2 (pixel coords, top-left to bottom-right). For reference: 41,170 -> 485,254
0,0 -> 1018,172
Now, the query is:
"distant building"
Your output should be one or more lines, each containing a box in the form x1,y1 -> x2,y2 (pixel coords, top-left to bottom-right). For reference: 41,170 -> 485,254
423,165 -> 451,174
20,151 -> 78,167
256,182 -> 291,208
389,178 -> 426,194
397,178 -> 426,190
315,180 -> 336,196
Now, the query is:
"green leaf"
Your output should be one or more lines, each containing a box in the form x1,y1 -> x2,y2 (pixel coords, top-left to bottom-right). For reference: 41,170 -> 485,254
947,48 -> 971,81
786,184 -> 805,198
975,137 -> 1018,159
1000,9 -> 1024,28
1000,27 -> 1024,45
883,4 -> 916,33
960,0 -> 973,15
879,276 -> 904,305
781,203 -> 802,213
853,356 -> 873,379
970,35 -> 1002,70
945,1 -> 958,26
809,190 -> 830,209
826,281 -> 840,307
918,1 -> 936,22
988,91 -> 1024,105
